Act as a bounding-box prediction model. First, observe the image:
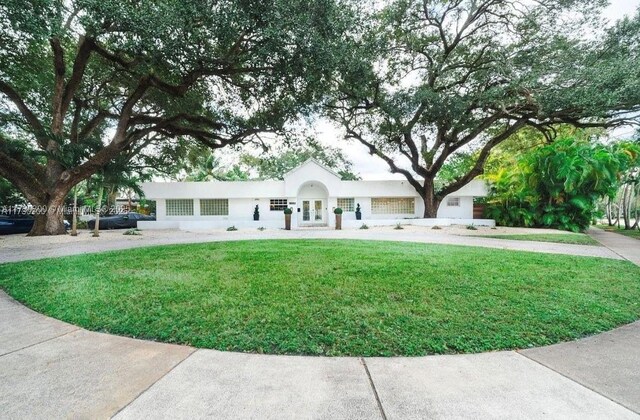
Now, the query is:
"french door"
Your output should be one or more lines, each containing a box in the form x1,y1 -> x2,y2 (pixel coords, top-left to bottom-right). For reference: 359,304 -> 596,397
302,199 -> 324,223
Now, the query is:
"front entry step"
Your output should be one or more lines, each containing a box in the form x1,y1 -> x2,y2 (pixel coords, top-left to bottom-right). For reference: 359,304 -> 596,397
298,223 -> 328,228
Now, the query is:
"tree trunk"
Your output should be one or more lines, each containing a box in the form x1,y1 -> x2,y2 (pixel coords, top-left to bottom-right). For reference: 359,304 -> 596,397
623,184 -> 632,230
93,185 -> 104,237
70,185 -> 78,236
27,193 -> 68,236
422,178 -> 441,218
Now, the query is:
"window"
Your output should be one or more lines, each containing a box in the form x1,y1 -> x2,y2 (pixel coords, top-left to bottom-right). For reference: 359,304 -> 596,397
166,199 -> 193,216
200,199 -> 229,216
371,197 -> 415,214
337,198 -> 355,212
270,198 -> 288,211
447,197 -> 460,207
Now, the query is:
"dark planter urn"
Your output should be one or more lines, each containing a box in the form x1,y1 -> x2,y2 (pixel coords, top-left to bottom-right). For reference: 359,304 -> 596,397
253,205 -> 260,221
284,207 -> 292,230
355,203 -> 362,220
284,213 -> 291,230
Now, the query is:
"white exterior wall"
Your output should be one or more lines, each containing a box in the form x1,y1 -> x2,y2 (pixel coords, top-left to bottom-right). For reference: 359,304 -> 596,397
141,159 -> 490,230
437,196 -> 474,219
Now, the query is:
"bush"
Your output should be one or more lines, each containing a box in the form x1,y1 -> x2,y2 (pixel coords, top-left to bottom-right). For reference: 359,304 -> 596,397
359,223 -> 369,230
123,228 -> 141,235
394,223 -> 403,230
466,225 -> 477,230
227,226 -> 238,231
431,225 -> 441,230
257,226 -> 266,231
283,207 -> 293,215
485,138 -> 639,232
334,207 -> 343,215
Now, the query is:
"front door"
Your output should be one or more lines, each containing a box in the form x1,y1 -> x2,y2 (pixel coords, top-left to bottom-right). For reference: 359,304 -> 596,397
301,199 -> 324,224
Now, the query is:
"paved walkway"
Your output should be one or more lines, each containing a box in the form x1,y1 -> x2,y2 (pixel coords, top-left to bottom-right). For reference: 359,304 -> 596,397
1,291 -> 638,419
0,227 -> 622,264
588,227 -> 640,266
1,228 -> 638,418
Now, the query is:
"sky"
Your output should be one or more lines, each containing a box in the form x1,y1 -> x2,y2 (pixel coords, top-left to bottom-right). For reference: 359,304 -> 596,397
310,0 -> 640,180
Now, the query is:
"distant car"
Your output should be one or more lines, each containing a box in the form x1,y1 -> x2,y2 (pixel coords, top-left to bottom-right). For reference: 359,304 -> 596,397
0,216 -> 70,235
87,212 -> 155,230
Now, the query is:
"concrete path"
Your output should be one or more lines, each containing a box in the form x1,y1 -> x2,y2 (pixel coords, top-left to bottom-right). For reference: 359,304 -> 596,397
1,229 -> 638,418
1,291 -> 638,419
588,227 -> 640,266
0,227 -> 622,264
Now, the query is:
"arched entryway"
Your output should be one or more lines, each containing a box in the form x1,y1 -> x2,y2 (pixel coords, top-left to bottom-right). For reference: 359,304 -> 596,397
297,181 -> 329,226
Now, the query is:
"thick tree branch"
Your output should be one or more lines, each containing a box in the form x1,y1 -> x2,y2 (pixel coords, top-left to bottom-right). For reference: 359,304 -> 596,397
0,81 -> 48,148
437,118 -> 528,198
60,36 -> 94,119
50,38 -> 66,135
346,128 -> 424,194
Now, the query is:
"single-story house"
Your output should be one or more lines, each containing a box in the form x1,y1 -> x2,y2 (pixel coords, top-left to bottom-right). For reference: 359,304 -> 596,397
138,159 -> 494,230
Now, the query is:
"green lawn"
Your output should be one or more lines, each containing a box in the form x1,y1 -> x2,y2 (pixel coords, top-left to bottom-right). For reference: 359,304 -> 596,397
481,233 -> 599,246
597,224 -> 640,240
1,240 -> 638,356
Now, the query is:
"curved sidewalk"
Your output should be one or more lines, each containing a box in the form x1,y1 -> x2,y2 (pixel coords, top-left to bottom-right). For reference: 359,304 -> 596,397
1,228 -> 638,418
1,295 -> 638,418
0,227 -> 623,264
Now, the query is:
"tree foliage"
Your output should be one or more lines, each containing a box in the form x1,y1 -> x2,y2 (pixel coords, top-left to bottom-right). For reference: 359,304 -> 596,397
239,139 -> 359,180
485,138 -> 640,232
328,0 -> 640,217
0,0 -> 353,234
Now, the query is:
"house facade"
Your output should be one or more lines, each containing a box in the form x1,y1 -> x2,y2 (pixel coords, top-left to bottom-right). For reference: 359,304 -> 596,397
138,159 -> 494,230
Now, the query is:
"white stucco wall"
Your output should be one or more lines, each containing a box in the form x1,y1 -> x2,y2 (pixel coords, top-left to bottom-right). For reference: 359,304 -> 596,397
141,159 -> 489,229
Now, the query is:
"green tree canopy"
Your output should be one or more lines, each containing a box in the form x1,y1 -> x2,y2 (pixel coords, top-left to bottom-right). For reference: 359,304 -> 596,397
328,0 -> 640,217
0,0 -> 353,234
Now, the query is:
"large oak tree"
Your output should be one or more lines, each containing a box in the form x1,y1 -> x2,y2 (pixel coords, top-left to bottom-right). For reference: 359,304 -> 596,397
329,0 -> 640,217
0,0 -> 352,234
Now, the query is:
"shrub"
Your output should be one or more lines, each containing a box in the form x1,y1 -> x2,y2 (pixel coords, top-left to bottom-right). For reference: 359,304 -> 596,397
359,223 -> 369,230
257,226 -> 266,231
394,223 -> 403,230
227,226 -> 238,231
466,224 -> 477,230
334,207 -> 343,215
431,225 -> 441,230
283,207 -> 293,215
123,228 -> 141,235
485,138 -> 639,232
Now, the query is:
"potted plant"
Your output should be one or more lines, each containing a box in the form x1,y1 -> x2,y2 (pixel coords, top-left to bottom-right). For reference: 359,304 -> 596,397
334,207 -> 343,230
283,207 -> 292,230
253,205 -> 259,221
355,203 -> 362,220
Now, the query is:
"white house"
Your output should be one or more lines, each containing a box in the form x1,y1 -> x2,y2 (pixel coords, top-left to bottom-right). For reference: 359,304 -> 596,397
138,159 -> 494,230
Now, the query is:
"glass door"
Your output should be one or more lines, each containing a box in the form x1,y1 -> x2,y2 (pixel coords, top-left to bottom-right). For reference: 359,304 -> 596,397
302,200 -> 310,221
314,200 -> 323,222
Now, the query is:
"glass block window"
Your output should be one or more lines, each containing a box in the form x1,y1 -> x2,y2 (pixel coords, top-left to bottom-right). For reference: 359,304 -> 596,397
270,198 -> 288,211
337,198 -> 355,212
200,199 -> 229,216
371,197 -> 415,214
166,199 -> 193,216
447,197 -> 460,207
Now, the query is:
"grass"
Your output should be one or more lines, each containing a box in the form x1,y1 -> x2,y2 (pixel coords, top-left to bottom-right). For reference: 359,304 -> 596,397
597,224 -> 640,240
481,233 -> 600,246
1,240 -> 638,356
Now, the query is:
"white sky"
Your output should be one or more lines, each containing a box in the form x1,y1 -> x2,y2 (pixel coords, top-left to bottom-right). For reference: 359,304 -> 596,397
309,0 -> 640,179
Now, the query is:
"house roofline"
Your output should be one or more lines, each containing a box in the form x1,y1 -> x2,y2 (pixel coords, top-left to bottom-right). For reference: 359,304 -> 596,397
283,158 -> 342,179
